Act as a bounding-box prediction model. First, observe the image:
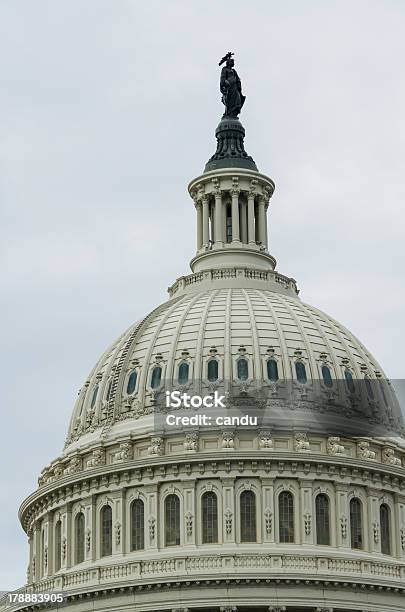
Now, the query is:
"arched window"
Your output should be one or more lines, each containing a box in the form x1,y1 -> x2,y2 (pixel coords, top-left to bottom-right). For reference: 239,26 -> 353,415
151,366 -> 162,389
380,504 -> 391,555
126,370 -> 137,395
315,494 -> 330,545
178,362 -> 189,384
100,505 -> 112,557
90,385 -> 98,409
240,490 -> 256,542
207,359 -> 219,382
267,359 -> 279,382
165,494 -> 180,546
130,499 -> 144,551
295,362 -> 307,384
321,365 -> 333,388
279,491 -> 294,543
75,512 -> 85,564
54,520 -> 62,572
365,377 -> 374,400
201,491 -> 218,544
345,369 -> 355,394
350,498 -> 363,549
237,358 -> 249,381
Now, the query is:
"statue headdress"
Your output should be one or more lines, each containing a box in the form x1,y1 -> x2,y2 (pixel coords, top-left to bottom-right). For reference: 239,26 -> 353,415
218,51 -> 234,67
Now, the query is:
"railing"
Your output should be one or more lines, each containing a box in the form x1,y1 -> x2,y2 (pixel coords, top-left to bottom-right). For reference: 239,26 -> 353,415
4,553 -> 403,603
168,268 -> 298,297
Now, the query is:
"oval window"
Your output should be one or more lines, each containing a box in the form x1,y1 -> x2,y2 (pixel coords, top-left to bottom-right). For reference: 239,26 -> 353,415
178,362 -> 189,384
126,370 -> 137,395
207,359 -> 219,382
151,366 -> 162,389
345,369 -> 355,394
267,359 -> 279,382
321,365 -> 333,388
237,358 -> 248,381
295,362 -> 307,384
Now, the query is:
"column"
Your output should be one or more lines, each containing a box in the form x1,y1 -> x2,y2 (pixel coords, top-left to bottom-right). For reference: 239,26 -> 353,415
91,495 -> 97,561
47,513 -> 54,576
264,202 -> 269,248
65,503 -> 72,569
222,199 -> 228,243
394,494 -> 405,559
196,202 -> 203,250
33,522 -> 41,582
202,196 -> 209,247
231,189 -> 240,244
214,192 -> 223,247
247,192 -> 255,245
240,200 -> 248,243
257,196 -> 266,246
28,530 -> 34,584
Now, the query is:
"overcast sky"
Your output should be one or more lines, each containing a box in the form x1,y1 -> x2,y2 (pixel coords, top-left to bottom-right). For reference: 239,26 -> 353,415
1,0 -> 404,589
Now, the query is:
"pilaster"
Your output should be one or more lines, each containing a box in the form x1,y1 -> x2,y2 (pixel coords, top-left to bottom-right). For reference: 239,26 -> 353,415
222,478 -> 235,543
262,478 -> 275,543
335,484 -> 349,548
300,480 -> 314,545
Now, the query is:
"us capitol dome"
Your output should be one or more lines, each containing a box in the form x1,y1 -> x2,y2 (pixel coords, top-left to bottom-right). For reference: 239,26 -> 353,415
4,55 -> 405,612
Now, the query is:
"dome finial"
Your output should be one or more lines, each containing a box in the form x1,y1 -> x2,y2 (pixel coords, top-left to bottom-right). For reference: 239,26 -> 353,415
205,54 -> 256,172
218,51 -> 245,119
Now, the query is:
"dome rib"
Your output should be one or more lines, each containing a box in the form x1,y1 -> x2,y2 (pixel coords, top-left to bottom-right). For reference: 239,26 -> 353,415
166,291 -> 208,385
136,296 -> 188,406
256,290 -> 293,380
242,289 -> 262,385
223,288 -> 233,382
276,294 -> 320,381
193,289 -> 221,386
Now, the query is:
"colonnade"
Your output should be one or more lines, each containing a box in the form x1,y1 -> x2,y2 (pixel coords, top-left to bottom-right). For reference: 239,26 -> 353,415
195,190 -> 268,251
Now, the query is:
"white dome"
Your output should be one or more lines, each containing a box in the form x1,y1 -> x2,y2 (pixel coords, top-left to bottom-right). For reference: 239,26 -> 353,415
65,282 -> 398,451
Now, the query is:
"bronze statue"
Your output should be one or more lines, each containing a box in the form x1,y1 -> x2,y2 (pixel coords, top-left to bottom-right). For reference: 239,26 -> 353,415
219,52 -> 245,118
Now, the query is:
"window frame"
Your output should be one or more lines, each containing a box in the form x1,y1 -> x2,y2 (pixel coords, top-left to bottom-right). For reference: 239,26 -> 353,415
278,490 -> 295,544
164,494 -> 181,547
75,512 -> 85,564
380,503 -> 391,556
100,505 -> 113,557
201,491 -> 219,544
239,490 -> 257,543
130,498 -> 145,551
349,497 -> 363,550
315,493 -> 331,546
